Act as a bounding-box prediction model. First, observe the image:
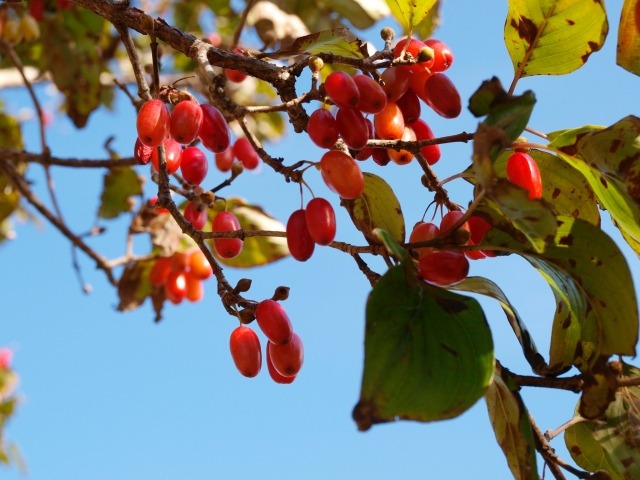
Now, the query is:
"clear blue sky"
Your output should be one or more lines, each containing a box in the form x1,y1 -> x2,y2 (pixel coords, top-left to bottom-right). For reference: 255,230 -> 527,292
2,1 -> 638,479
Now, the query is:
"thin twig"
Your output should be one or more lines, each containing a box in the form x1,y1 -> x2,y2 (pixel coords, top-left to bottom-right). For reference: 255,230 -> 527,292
231,0 -> 258,49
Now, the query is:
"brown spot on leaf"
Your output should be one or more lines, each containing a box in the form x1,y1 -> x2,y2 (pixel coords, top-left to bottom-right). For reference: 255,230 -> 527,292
570,445 -> 582,455
600,175 -> 608,188
590,256 -> 603,266
609,138 -> 623,153
571,209 -> 580,218
352,399 -> 384,432
559,234 -> 574,246
436,297 -> 469,314
581,41 -> 602,64
568,258 -> 577,269
562,314 -> 572,329
566,19 -> 575,26
622,457 -> 635,468
441,343 -> 458,356
511,16 -> 538,45
552,188 -> 561,199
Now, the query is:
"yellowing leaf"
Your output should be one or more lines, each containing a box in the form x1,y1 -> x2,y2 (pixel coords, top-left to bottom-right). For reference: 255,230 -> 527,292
98,166 -> 143,219
504,0 -> 608,78
385,0 -> 437,33
342,173 -> 405,245
617,0 -> 640,76
263,27 -> 366,59
321,0 -> 391,30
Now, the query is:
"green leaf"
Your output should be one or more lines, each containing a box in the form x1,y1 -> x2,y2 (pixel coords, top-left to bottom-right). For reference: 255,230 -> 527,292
452,277 -> 549,376
0,111 -> 23,150
550,116 -> 640,255
40,9 -> 107,127
352,264 -> 494,431
385,0 -> 438,33
484,365 -> 539,480
265,27 -> 366,59
98,166 -> 143,219
617,0 -> 640,76
565,363 -> 640,479
342,172 -> 405,246
210,198 -> 289,268
504,0 -> 608,77
468,78 -> 535,143
486,217 -> 638,371
0,111 -> 24,245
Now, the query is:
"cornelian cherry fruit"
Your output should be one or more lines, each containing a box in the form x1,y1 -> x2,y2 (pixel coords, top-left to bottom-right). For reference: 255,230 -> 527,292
411,119 -> 441,165
170,100 -> 203,145
319,150 -> 364,199
286,209 -> 315,262
409,222 -> 440,259
423,73 -> 462,118
374,101 -> 405,140
149,256 -> 172,287
305,197 -> 336,245
188,249 -> 213,279
388,126 -> 416,165
199,104 -> 231,153
134,137 -> 154,165
268,332 -> 304,377
184,201 -> 208,230
266,344 -> 296,384
307,108 -> 339,148
229,326 -> 262,378
255,299 -> 293,345
439,210 -> 471,245
353,74 -> 387,114
324,71 -> 360,108
184,272 -> 204,302
233,137 -> 260,170
419,251 -> 469,287
137,99 -> 170,148
506,151 -> 543,200
151,137 -> 183,174
336,107 -> 369,150
180,146 -> 208,185
215,148 -> 235,172
165,270 -> 187,303
424,38 -> 454,72
212,211 -> 243,258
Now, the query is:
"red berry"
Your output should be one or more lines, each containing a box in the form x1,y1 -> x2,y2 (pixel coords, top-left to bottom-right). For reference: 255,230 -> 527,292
423,73 -> 461,119
134,137 -> 154,165
419,251 -> 469,286
388,126 -> 416,165
188,249 -> 213,279
185,272 -> 204,302
380,66 -> 412,102
199,104 -> 231,153
225,68 -> 247,83
506,151 -> 543,200
137,99 -> 170,148
0,348 -> 12,370
165,270 -> 187,303
409,222 -> 440,259
215,148 -> 235,172
336,107 -> 369,150
212,211 -> 243,258
307,108 -> 339,149
353,74 -> 387,114
411,119 -> 441,165
170,100 -> 203,144
286,209 -> 315,262
372,147 -> 391,166
29,0 -> 45,22
439,210 -> 471,245
374,101 -> 405,140
149,256 -> 172,287
424,38 -> 454,72
151,137 -> 183,174
184,201 -> 208,230
305,197 -> 336,245
229,326 -> 262,378
268,332 -> 304,377
393,38 -> 435,69
180,146 -> 208,185
255,299 -> 293,345
396,90 -> 421,124
233,137 -> 260,170
354,119 -> 376,161
324,71 -> 360,109
319,150 -> 364,199
266,343 -> 296,384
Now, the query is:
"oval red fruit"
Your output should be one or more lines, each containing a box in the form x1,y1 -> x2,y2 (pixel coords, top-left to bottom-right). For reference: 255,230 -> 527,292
184,201 -> 208,230
229,326 -> 262,378
423,73 -> 461,118
286,209 -> 315,262
170,100 -> 203,144
151,137 -> 183,174
268,332 -> 304,377
506,151 -> 543,200
324,71 -> 360,109
305,197 -> 336,245
353,74 -> 387,114
336,107 -> 369,150
419,251 -> 469,286
180,146 -> 208,185
307,109 -> 339,149
233,137 -> 260,170
199,104 -> 231,153
411,119 -> 441,165
266,343 -> 296,384
319,151 -> 364,199
255,299 -> 293,345
212,211 -> 243,258
137,99 -> 170,148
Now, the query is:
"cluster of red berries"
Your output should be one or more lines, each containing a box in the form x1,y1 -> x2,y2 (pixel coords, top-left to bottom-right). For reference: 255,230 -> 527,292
214,137 -> 260,172
286,197 -> 337,261
308,37 -> 458,200
149,249 -> 213,304
410,211 -> 494,287
229,299 -> 304,383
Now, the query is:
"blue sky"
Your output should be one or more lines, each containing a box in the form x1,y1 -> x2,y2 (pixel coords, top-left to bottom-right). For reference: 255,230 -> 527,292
2,1 -> 638,479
